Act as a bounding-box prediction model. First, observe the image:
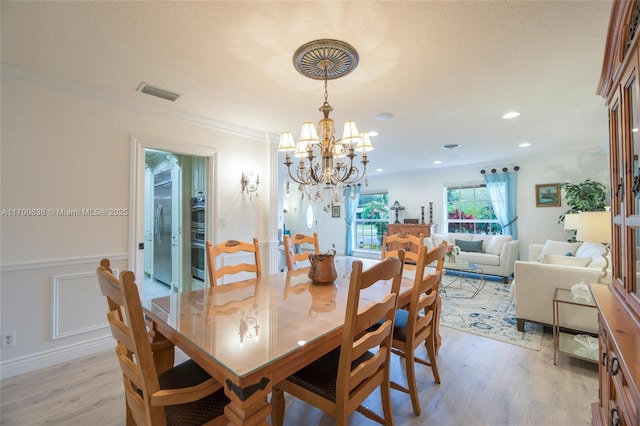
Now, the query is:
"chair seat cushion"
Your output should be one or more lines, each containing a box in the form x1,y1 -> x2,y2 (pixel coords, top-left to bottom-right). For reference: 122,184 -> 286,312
286,347 -> 374,402
392,309 -> 410,342
159,359 -> 229,426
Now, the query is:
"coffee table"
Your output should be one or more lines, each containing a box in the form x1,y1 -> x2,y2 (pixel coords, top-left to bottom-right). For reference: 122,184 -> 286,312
442,260 -> 486,298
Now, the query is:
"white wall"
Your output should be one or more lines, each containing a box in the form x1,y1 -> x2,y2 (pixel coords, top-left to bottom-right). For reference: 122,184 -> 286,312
284,150 -> 610,261
0,67 -> 275,377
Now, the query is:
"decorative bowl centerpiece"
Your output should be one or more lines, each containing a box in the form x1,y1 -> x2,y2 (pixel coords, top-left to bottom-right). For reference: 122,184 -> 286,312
308,250 -> 337,284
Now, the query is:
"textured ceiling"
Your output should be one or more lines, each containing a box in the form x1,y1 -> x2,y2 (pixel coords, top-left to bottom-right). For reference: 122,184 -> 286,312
1,1 -> 613,175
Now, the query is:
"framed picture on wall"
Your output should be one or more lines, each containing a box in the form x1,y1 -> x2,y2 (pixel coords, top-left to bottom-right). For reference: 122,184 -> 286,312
535,183 -> 561,207
331,205 -> 340,218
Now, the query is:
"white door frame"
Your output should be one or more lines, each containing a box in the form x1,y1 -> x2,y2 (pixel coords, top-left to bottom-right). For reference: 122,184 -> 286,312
129,135 -> 217,293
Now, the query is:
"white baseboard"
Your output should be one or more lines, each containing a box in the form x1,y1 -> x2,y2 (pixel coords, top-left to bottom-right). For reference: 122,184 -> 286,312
0,335 -> 113,380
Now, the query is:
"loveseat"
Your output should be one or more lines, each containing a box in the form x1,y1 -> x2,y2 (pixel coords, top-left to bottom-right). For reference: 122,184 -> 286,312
423,233 -> 520,283
513,240 -> 609,333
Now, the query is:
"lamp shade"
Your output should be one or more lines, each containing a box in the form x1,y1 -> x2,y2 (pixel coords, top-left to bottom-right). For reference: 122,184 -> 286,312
294,141 -> 310,158
278,132 -> 296,152
341,121 -> 362,146
299,122 -> 319,143
355,132 -> 374,152
576,211 -> 612,244
563,213 -> 580,230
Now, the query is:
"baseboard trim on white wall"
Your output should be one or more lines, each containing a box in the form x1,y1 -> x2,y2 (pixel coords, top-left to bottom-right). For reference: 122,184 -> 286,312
0,335 -> 114,380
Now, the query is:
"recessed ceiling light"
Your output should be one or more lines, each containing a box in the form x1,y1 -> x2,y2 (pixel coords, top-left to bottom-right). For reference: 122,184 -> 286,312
433,160 -> 442,165
518,142 -> 531,148
374,112 -> 394,121
442,144 -> 461,150
375,168 -> 383,172
368,131 -> 379,137
502,112 -> 520,119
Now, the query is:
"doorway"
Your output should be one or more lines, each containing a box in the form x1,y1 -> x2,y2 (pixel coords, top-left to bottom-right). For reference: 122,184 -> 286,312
130,136 -> 216,300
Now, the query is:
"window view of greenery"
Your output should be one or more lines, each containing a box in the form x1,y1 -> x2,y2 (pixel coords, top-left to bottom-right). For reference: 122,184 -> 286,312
446,184 -> 502,234
355,193 -> 389,250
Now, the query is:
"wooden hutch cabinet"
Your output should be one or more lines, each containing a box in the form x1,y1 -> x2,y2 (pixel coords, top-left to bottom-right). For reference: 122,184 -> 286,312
386,223 -> 432,239
593,2 -> 640,425
385,224 -> 431,258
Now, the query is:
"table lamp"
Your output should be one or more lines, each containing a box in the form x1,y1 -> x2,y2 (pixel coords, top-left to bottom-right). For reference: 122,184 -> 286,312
575,211 -> 612,284
564,212 -> 581,242
563,213 -> 580,230
390,200 -> 405,224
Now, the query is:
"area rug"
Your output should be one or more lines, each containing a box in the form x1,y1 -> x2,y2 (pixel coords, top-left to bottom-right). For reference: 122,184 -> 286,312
439,275 -> 544,350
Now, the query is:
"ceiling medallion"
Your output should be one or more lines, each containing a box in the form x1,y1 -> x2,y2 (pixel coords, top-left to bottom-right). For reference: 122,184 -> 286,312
293,39 -> 359,80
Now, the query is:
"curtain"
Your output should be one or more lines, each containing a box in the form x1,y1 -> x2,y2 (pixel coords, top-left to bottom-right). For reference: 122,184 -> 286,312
344,185 -> 361,256
483,171 -> 518,238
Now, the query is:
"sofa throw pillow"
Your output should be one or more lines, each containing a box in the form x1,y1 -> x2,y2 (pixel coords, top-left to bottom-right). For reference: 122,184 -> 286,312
423,237 -> 436,251
431,233 -> 451,246
485,235 -> 512,255
455,239 -> 484,253
575,242 -> 606,265
542,254 -> 592,267
536,240 -> 582,262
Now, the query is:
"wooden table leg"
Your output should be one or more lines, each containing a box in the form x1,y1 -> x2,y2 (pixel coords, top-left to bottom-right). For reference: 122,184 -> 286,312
147,318 -> 175,373
223,376 -> 272,425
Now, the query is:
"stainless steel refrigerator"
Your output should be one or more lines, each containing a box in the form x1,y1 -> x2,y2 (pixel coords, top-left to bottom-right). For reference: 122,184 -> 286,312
153,170 -> 172,286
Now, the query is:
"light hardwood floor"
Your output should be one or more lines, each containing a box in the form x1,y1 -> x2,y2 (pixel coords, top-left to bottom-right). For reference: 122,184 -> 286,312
0,325 -> 597,425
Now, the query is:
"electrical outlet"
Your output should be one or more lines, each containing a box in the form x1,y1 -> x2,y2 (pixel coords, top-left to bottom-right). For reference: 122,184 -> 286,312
218,218 -> 227,228
1,331 -> 15,348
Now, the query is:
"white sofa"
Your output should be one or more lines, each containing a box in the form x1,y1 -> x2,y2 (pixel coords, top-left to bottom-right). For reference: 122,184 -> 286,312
513,240 -> 609,333
424,233 -> 520,283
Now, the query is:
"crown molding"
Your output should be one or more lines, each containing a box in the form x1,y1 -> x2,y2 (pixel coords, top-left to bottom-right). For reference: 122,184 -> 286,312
1,63 -> 280,143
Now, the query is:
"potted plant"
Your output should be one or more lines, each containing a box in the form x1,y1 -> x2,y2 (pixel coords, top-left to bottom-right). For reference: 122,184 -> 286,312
558,179 -> 608,241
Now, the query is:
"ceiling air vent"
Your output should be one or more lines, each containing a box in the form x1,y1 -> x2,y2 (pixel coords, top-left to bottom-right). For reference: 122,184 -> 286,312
136,83 -> 181,102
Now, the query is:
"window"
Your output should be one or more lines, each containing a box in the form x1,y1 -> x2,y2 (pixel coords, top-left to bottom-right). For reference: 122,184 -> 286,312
446,184 -> 502,234
355,193 -> 389,250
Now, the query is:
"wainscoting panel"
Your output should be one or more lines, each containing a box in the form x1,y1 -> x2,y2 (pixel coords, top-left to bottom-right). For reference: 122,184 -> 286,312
51,269 -> 117,340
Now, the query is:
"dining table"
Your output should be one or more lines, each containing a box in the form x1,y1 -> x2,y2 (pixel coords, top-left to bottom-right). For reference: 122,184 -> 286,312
142,256 -> 439,425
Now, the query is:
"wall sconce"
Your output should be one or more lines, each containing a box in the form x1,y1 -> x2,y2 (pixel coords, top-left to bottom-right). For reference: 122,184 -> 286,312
241,172 -> 260,199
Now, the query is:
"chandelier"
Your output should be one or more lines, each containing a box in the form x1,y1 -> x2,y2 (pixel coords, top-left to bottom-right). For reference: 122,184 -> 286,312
278,39 -> 372,206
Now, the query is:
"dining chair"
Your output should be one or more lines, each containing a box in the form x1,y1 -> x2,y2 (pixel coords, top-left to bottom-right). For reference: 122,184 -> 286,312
271,250 -> 406,426
283,232 -> 320,270
389,241 -> 446,416
382,232 -> 424,264
206,238 -> 261,286
96,261 -> 229,426
97,259 -> 175,374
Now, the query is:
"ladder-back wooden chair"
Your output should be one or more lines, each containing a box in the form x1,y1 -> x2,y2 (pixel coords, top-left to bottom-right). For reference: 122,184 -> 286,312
390,242 -> 446,416
382,232 -> 424,265
271,251 -> 406,426
96,261 -> 229,425
97,259 -> 175,373
283,232 -> 320,270
206,238 -> 261,286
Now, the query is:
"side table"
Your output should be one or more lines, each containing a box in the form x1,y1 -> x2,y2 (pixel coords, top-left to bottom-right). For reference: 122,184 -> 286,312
552,287 -> 598,365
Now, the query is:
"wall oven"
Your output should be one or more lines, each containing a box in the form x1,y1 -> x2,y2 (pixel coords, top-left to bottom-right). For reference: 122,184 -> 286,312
191,240 -> 205,281
191,194 -> 206,281
191,193 -> 205,230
